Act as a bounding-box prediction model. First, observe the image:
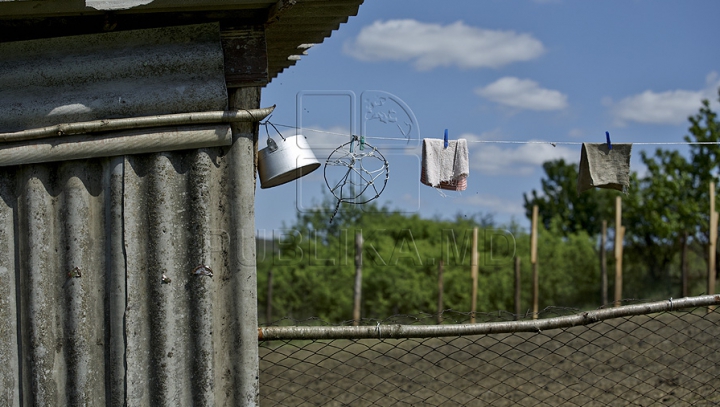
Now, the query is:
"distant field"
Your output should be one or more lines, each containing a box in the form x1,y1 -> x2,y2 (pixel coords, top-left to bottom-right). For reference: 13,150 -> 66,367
259,310 -> 720,406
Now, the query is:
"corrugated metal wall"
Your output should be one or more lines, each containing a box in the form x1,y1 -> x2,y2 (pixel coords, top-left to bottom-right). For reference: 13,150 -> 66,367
0,22 -> 261,406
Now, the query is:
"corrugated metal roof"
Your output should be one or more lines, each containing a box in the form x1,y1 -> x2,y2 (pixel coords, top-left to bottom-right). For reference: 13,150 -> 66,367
0,23 -> 228,133
0,20 -> 264,404
0,88 -> 262,405
0,0 -> 278,16
0,2 -> 363,405
0,0 -> 365,84
264,0 -> 364,79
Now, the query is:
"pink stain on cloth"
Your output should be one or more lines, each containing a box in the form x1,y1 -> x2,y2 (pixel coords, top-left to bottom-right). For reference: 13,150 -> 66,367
421,138 -> 469,191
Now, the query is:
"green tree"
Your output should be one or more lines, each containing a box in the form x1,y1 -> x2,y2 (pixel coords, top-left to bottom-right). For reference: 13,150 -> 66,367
258,193 -> 612,322
623,90 -> 720,292
683,95 -> 720,242
523,159 -> 616,236
623,150 -> 696,285
537,218 -> 602,307
524,89 -> 720,299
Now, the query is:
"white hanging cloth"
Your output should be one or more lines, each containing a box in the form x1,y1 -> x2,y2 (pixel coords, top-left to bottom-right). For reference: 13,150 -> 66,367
421,138 -> 469,191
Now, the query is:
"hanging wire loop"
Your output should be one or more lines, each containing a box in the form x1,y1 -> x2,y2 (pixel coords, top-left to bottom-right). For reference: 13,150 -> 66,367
324,138 -> 389,223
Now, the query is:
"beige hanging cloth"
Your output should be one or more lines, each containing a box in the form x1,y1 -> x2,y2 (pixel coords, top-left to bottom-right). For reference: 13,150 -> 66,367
577,143 -> 632,195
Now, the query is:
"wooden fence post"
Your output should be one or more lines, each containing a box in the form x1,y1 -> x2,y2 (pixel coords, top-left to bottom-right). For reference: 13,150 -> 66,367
614,197 -> 624,307
531,205 -> 539,319
353,231 -> 363,326
709,182 -> 717,313
681,231 -> 688,298
470,227 -> 479,323
266,268 -> 273,324
601,220 -> 608,306
437,259 -> 444,324
514,256 -> 521,320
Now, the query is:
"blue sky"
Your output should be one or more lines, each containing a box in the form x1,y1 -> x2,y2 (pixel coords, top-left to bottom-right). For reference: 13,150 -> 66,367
256,0 -> 720,232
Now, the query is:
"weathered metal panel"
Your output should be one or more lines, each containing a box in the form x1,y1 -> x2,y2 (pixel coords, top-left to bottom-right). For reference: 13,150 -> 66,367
0,124 -> 233,167
0,23 -> 228,133
0,168 -> 20,407
123,150 -> 219,406
0,86 -> 260,406
9,159 -> 118,406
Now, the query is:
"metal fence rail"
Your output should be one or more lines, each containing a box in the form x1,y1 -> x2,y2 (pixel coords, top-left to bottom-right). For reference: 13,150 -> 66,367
259,296 -> 720,406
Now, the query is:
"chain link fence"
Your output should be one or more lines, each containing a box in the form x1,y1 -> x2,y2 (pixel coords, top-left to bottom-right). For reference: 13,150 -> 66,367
259,295 -> 720,406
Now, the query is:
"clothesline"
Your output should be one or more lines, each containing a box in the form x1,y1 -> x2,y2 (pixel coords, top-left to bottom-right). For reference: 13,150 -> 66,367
269,123 -> 720,146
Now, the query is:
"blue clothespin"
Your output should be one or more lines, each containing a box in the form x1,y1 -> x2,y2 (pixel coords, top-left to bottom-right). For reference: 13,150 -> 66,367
444,129 -> 449,149
605,131 -> 612,150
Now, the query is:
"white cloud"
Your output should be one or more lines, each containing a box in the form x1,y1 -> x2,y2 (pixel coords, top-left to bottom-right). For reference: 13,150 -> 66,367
458,194 -> 525,216
609,72 -> 720,126
475,77 -> 568,111
612,90 -> 708,125
568,128 -> 585,138
298,125 -> 351,152
467,137 -> 577,175
460,128 -> 505,143
343,19 -> 544,71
